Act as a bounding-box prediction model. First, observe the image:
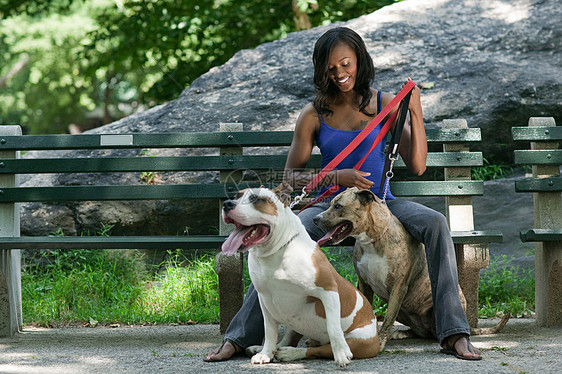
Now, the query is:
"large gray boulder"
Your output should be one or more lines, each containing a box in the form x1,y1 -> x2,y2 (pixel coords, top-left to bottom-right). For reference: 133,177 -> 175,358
20,0 -> 561,248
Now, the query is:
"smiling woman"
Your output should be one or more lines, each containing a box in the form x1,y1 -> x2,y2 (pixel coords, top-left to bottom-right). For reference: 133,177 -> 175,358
327,43 -> 357,93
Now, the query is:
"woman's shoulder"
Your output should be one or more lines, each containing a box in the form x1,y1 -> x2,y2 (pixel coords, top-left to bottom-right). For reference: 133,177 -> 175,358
301,102 -> 318,115
365,87 -> 382,114
295,102 -> 321,133
378,89 -> 396,106
298,102 -> 321,123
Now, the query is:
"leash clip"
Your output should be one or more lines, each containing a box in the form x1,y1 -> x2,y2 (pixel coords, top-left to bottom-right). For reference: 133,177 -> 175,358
290,187 -> 308,209
381,154 -> 398,204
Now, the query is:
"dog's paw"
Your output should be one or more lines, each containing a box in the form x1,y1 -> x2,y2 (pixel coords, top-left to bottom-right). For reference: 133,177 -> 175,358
390,328 -> 417,340
305,338 -> 321,347
334,354 -> 353,368
275,346 -> 306,362
251,352 -> 273,364
379,336 -> 388,352
245,345 -> 262,356
333,345 -> 353,367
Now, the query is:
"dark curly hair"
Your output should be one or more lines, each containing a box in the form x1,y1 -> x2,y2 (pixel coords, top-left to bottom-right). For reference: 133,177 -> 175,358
313,27 -> 375,116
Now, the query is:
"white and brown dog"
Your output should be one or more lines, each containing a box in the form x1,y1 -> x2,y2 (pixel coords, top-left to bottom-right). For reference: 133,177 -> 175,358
221,183 -> 380,367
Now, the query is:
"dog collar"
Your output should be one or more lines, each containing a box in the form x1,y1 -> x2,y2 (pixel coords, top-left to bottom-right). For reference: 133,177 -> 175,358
279,233 -> 300,251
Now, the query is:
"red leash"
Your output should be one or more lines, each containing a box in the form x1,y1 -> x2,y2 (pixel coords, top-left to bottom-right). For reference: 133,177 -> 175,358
293,80 -> 416,211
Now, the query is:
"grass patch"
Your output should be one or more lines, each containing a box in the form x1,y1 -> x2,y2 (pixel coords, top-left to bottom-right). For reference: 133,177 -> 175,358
478,255 -> 535,318
22,248 -> 219,327
137,251 -> 219,324
22,248 -> 147,326
22,241 -> 534,326
472,158 -> 513,181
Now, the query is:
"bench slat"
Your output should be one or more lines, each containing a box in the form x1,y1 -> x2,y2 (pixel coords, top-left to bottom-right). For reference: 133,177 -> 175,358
451,230 -> 503,244
0,180 -> 484,203
512,126 -> 562,141
0,184 -> 234,202
520,229 -> 562,243
0,230 -> 502,250
515,177 -> 562,192
0,155 -> 291,174
0,129 -> 482,151
0,152 -> 483,174
0,236 -> 226,249
514,150 -> 562,165
390,180 -> 483,196
0,132 -> 294,150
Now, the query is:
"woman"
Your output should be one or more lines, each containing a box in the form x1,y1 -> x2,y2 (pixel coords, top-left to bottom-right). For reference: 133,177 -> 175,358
204,26 -> 481,362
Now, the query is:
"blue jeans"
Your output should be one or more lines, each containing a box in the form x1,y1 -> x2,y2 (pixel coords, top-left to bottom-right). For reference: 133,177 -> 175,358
223,199 -> 469,347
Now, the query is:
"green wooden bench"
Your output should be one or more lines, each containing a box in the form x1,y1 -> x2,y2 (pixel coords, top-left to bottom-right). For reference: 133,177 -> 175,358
0,119 -> 501,337
512,117 -> 562,327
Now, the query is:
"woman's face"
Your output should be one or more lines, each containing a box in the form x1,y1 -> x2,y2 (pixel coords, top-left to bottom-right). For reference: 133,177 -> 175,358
327,42 -> 357,94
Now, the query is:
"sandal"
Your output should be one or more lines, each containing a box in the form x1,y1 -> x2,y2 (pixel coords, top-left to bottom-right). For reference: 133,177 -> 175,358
440,334 -> 482,361
203,340 -> 243,362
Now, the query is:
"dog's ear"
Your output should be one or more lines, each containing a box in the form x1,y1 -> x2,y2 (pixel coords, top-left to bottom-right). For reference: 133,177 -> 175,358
356,189 -> 377,205
273,182 -> 293,207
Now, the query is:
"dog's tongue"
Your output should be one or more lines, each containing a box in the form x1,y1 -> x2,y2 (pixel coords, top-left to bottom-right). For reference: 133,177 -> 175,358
222,224 -> 270,256
222,226 -> 251,256
317,226 -> 341,246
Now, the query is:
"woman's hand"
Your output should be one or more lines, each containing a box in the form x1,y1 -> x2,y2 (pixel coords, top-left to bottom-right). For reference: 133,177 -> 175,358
327,169 -> 374,190
402,78 -> 422,114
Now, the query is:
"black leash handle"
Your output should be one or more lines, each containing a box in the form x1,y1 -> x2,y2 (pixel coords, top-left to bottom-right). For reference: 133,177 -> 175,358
379,90 -> 412,197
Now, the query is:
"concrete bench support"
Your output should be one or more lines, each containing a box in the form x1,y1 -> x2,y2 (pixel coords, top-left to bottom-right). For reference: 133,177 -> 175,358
0,125 -> 23,337
216,123 -> 244,334
442,119 -> 488,328
528,117 -> 562,327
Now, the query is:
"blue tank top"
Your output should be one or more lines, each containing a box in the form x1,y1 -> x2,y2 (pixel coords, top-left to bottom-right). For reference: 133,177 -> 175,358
315,91 -> 395,200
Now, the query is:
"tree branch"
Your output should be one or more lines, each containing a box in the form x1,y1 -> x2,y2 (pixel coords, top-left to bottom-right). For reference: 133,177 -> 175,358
0,54 -> 30,89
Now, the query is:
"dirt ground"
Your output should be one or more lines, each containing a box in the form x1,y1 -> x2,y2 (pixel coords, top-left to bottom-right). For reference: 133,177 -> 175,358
1,318 -> 561,373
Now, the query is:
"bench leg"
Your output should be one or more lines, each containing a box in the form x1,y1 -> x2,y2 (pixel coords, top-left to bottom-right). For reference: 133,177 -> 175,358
0,250 -> 22,337
528,117 -> 562,326
215,252 -> 244,334
0,125 -> 23,337
536,241 -> 562,327
455,243 -> 489,328
217,122 -> 245,333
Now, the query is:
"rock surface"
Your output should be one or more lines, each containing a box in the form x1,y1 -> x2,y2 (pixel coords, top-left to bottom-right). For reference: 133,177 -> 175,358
18,0 -> 560,265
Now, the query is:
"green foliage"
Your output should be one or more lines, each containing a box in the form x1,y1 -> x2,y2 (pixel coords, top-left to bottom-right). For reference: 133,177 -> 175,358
22,248 -> 220,326
0,0 -> 81,18
472,158 -> 513,181
1,0 -> 398,134
0,1 -> 113,133
84,0 -> 398,103
137,251 -> 219,324
22,243 -> 534,326
22,248 -> 147,325
478,255 -> 535,318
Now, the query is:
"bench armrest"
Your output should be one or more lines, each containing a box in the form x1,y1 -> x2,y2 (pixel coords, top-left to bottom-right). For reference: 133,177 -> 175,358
519,229 -> 562,243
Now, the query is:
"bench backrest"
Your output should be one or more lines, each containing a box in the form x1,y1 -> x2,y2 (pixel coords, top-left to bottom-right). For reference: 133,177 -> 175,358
0,124 -> 484,203
512,117 -> 562,240
513,118 -> 562,194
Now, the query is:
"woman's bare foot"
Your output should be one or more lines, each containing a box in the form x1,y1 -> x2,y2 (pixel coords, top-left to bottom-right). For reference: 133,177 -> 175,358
440,334 -> 482,360
203,340 -> 243,362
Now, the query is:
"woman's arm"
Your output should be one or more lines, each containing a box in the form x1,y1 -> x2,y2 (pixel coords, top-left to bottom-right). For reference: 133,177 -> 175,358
283,104 -> 318,189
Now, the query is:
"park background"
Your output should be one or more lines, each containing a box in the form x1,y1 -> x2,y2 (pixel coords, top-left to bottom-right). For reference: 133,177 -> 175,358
1,0 -> 560,326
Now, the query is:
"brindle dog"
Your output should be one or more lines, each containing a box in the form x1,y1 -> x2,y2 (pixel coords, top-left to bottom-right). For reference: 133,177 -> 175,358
314,187 -> 509,350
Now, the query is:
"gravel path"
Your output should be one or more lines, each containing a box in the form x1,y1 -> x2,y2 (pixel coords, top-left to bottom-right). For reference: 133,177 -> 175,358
1,318 -> 561,373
